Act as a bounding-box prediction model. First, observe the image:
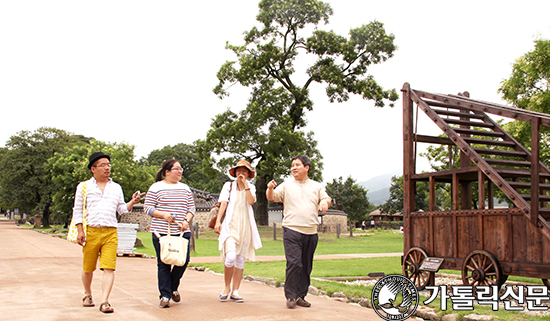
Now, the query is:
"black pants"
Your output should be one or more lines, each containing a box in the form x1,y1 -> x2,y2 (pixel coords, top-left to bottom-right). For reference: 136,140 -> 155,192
283,227 -> 318,299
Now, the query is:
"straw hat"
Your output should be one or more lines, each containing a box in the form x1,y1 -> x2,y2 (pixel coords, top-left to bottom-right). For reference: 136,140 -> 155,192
229,159 -> 255,178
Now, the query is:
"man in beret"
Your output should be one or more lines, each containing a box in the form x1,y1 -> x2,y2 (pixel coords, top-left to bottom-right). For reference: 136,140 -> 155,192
71,151 -> 143,313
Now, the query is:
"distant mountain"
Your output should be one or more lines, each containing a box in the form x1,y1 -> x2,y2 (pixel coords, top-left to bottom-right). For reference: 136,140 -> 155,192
359,170 -> 401,206
368,188 -> 390,206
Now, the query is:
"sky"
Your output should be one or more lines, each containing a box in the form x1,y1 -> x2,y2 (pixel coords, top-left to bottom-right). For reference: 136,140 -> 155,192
1,1 -> 550,185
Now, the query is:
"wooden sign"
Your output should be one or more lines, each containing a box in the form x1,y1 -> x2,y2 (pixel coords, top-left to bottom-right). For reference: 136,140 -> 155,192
420,257 -> 444,272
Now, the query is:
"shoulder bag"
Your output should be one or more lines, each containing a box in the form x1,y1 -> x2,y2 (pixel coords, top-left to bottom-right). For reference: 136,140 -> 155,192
208,182 -> 232,229
67,182 -> 88,244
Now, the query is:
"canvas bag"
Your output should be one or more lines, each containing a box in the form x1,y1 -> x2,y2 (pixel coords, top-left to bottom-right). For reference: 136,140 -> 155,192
67,182 -> 88,244
207,182 -> 232,229
158,223 -> 189,266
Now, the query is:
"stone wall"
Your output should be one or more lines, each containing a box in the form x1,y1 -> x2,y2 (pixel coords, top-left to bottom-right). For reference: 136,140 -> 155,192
121,204 -> 349,234
119,205 -> 151,232
319,210 -> 348,233
194,208 -> 214,231
120,204 -> 214,232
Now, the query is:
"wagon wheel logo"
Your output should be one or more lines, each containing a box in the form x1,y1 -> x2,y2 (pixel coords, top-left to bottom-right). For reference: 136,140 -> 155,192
372,275 -> 419,321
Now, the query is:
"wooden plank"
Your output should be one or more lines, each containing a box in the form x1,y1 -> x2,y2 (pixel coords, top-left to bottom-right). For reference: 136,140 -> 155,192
410,217 -> 430,251
433,216 -> 454,258
512,215 -> 527,263
526,218 -> 543,264
431,107 -> 485,119
429,176 -> 435,211
402,83 -> 414,253
478,171 -> 485,209
452,173 -> 459,210
457,216 -> 481,258
464,137 -> 516,147
508,182 -> 550,189
446,118 -> 494,128
416,134 -> 453,145
473,148 -> 526,157
482,215 -> 508,262
488,181 -> 494,209
453,127 -> 504,138
496,168 -> 550,179
532,117 -> 541,225
484,158 -> 531,167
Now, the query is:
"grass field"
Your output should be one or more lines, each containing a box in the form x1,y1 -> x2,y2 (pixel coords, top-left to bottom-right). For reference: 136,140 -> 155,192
135,226 -> 404,258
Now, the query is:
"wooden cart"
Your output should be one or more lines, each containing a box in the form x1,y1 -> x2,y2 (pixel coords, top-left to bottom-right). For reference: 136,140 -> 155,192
401,83 -> 550,290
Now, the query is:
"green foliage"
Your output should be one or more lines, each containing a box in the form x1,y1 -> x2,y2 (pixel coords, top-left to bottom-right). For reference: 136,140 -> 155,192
499,38 -> 550,164
380,175 -> 445,214
141,142 -> 229,193
325,176 -> 373,223
49,140 -> 156,225
0,127 -> 90,227
206,0 -> 398,224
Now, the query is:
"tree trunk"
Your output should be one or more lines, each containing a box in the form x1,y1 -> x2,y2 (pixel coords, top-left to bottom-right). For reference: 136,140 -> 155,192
42,204 -> 51,228
255,176 -> 269,226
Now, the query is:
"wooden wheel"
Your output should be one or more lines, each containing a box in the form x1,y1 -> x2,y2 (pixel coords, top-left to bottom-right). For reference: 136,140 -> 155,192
461,250 -> 503,287
403,247 -> 433,290
542,279 -> 550,292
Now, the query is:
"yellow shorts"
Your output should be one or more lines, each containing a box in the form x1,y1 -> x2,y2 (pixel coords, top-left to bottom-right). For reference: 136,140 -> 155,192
82,226 -> 118,273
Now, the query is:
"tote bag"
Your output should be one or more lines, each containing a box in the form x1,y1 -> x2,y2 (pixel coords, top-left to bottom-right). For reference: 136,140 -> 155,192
67,183 -> 88,244
159,223 -> 189,266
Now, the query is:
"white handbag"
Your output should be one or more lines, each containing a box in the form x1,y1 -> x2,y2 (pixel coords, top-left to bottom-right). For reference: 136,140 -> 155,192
158,223 -> 189,266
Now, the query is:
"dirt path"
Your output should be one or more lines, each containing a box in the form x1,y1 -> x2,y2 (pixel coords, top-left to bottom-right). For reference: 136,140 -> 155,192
0,220 -> 387,321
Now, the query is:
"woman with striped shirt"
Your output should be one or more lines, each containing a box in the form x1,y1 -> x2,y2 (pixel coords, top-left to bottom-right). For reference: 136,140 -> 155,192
144,159 -> 195,308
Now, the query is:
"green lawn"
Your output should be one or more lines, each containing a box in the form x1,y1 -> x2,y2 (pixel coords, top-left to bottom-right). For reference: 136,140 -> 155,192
135,227 -> 404,258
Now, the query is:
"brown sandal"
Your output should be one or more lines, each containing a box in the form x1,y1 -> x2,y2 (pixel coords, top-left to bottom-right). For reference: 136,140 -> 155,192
82,295 -> 94,307
99,302 -> 114,313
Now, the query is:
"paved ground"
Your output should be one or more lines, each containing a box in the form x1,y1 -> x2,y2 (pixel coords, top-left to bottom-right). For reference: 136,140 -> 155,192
0,220 -> 398,321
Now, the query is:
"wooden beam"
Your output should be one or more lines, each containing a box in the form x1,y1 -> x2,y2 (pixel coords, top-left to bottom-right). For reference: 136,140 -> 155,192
452,173 -> 459,210
478,170 -> 485,210
414,89 -> 550,127
531,117 -> 540,225
402,83 -> 415,252
429,176 -> 435,211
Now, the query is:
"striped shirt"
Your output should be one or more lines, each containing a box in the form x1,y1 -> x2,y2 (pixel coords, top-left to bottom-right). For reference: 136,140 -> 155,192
144,181 -> 195,235
72,177 -> 130,228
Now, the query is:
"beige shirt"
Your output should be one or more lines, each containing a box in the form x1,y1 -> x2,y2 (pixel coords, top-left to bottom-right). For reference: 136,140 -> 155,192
271,178 -> 331,235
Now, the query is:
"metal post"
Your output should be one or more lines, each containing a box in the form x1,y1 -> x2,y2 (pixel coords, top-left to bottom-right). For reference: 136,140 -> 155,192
273,222 -> 277,240
336,224 -> 340,239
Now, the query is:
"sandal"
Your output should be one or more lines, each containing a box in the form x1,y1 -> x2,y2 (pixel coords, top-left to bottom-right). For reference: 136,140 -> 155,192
99,302 -> 114,313
82,295 -> 94,307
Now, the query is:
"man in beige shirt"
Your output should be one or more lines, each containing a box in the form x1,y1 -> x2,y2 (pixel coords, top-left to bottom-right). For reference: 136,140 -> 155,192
266,155 -> 331,309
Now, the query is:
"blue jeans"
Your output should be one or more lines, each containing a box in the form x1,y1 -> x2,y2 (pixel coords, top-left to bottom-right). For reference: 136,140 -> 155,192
152,232 -> 191,300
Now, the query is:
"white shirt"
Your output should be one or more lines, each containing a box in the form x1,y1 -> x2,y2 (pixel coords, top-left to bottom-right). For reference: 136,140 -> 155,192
72,177 -> 129,228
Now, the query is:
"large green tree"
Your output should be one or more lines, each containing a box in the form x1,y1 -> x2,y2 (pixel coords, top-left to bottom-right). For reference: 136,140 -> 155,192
0,127 -> 90,227
142,143 -> 228,193
325,176 -> 373,225
49,140 -> 157,226
202,0 -> 398,224
498,38 -> 550,163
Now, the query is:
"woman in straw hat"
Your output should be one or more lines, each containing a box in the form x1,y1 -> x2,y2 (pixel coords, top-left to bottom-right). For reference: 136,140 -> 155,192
214,159 -> 262,303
